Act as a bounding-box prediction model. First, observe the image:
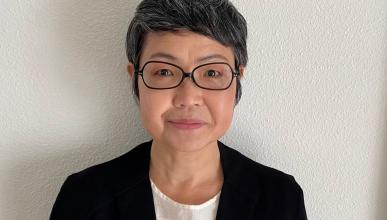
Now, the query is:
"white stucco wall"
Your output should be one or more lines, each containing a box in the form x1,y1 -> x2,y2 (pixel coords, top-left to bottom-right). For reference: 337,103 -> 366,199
0,0 -> 386,219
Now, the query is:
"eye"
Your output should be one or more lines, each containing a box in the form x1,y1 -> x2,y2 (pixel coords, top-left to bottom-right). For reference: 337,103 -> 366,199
205,70 -> 221,77
156,69 -> 173,77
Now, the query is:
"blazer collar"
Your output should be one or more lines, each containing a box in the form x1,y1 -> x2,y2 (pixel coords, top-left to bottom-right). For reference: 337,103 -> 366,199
114,140 -> 259,220
216,140 -> 259,219
114,140 -> 155,219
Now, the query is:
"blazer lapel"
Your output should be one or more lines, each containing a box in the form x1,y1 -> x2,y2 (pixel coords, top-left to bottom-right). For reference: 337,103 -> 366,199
115,177 -> 156,220
216,141 -> 260,220
113,141 -> 156,220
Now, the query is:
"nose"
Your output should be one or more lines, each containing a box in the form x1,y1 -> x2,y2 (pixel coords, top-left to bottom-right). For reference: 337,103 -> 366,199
172,76 -> 204,108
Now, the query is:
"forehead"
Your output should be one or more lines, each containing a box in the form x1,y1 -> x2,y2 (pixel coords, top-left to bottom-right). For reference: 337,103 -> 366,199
139,30 -> 235,67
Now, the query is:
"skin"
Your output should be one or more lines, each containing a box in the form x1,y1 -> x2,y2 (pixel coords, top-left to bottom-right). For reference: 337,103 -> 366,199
127,30 -> 244,204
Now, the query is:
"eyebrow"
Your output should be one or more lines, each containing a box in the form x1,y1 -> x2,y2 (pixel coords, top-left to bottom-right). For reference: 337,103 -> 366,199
197,54 -> 230,63
149,52 -> 177,61
148,52 -> 230,63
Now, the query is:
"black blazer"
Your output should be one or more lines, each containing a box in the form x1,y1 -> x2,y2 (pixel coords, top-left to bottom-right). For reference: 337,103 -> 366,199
50,140 -> 307,220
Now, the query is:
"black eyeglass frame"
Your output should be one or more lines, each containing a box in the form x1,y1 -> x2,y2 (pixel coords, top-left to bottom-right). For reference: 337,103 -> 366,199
134,61 -> 240,90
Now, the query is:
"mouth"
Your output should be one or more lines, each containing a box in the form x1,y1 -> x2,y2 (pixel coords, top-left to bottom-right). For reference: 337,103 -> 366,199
167,119 -> 206,130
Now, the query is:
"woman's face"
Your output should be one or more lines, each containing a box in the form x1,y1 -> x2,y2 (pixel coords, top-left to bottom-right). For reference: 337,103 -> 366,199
128,30 -> 243,152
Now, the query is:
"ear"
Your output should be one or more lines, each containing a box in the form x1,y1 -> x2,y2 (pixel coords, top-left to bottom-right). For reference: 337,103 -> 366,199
238,65 -> 245,79
127,63 -> 135,79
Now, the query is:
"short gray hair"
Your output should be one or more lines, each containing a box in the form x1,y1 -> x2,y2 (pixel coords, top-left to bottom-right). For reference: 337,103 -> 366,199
126,0 -> 248,105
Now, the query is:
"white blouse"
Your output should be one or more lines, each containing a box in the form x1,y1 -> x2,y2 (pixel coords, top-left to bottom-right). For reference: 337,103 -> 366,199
150,178 -> 221,220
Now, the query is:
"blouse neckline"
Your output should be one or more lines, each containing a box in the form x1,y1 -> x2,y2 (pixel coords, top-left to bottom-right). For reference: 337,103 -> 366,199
149,177 -> 221,210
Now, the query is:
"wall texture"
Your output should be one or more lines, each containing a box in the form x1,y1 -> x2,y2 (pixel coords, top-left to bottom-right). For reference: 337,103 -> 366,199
0,0 -> 386,219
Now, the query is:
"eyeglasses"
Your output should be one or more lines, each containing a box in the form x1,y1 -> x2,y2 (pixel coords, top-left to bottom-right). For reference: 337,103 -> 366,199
135,61 -> 240,90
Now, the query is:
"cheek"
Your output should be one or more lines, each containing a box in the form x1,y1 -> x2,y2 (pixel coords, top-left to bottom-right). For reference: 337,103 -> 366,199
138,83 -> 171,134
205,84 -> 236,129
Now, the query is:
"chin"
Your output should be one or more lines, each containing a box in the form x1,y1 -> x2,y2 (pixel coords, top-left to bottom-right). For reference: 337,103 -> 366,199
161,137 -> 217,153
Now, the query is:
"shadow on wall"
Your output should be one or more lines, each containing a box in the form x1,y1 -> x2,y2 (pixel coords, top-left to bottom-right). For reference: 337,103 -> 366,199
2,0 -> 143,219
375,25 -> 387,219
376,72 -> 387,219
377,111 -> 387,220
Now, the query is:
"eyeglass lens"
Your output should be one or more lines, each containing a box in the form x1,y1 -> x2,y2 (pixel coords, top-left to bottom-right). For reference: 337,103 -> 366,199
141,62 -> 234,90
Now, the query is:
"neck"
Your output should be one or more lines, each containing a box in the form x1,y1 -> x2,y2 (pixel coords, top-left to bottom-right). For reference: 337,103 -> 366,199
149,140 -> 223,188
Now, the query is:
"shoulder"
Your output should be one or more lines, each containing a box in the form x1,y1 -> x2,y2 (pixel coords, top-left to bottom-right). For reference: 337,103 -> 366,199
218,141 -> 307,218
50,140 -> 152,219
219,140 -> 299,186
62,140 -> 151,193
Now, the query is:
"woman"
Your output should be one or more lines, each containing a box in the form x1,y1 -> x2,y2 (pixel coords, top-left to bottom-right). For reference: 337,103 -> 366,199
50,0 -> 307,219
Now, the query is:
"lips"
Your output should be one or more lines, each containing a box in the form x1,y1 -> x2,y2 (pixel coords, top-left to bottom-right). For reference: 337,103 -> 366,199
168,118 -> 206,130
